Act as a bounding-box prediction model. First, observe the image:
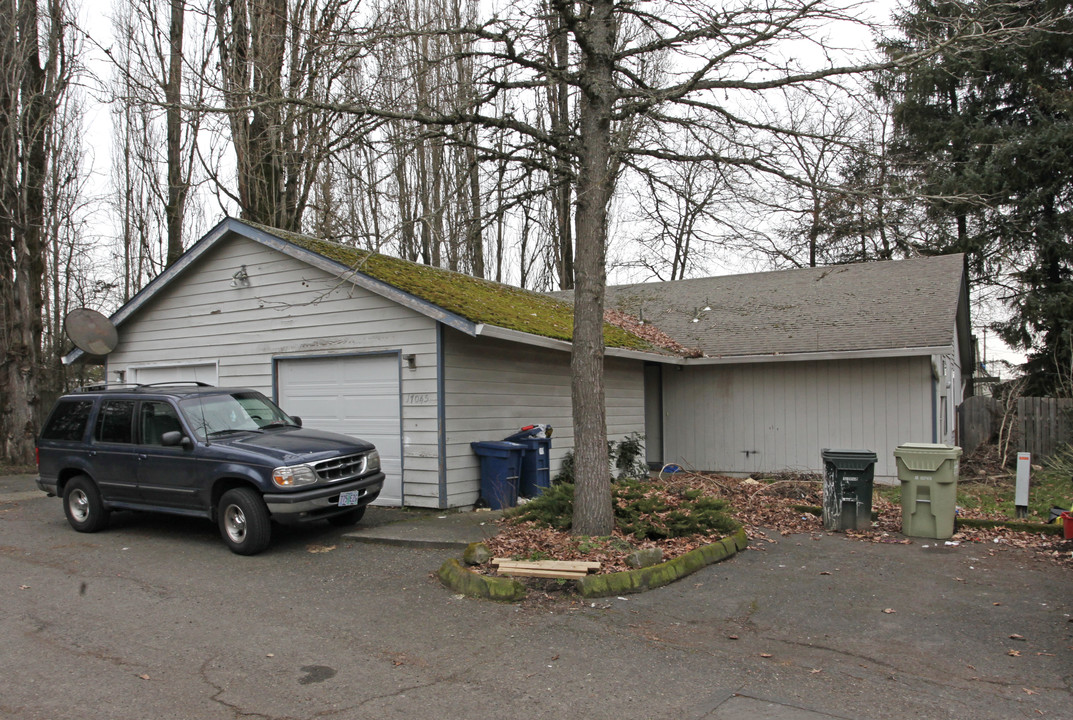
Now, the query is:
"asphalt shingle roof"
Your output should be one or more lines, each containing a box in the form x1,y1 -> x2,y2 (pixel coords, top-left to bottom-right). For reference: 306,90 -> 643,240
568,254 -> 966,358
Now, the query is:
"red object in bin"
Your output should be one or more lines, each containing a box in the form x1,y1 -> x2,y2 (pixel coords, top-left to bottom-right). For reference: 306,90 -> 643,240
1062,512 -> 1073,540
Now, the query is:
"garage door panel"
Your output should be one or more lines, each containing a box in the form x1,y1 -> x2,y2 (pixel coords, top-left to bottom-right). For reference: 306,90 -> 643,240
277,355 -> 402,505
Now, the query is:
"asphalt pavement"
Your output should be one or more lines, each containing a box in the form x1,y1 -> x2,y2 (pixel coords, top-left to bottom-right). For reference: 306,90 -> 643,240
2,472 -> 1071,720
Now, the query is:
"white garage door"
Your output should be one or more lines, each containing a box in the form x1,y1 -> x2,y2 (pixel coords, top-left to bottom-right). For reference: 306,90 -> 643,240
276,354 -> 402,505
131,363 -> 219,386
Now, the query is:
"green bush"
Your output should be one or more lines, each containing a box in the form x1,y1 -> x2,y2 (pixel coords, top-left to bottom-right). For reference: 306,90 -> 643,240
507,483 -> 575,530
613,480 -> 738,540
612,432 -> 649,480
553,433 -> 649,485
508,478 -> 740,541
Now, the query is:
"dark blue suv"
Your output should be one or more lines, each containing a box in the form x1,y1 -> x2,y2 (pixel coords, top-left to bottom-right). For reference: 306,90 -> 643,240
35,383 -> 385,555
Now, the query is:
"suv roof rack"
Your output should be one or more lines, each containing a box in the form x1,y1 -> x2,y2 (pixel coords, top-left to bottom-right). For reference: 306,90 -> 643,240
72,381 -> 217,393
137,381 -> 215,388
73,382 -> 142,393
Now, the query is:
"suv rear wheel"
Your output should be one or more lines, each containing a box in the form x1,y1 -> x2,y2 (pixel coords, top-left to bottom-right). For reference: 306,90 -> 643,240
218,488 -> 272,555
63,475 -> 110,533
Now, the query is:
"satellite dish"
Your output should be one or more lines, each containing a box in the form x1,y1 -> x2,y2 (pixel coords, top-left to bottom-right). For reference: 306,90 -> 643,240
65,308 -> 118,356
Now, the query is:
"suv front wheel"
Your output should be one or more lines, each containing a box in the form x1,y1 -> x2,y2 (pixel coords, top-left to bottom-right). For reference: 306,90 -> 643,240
218,488 -> 272,555
63,475 -> 110,533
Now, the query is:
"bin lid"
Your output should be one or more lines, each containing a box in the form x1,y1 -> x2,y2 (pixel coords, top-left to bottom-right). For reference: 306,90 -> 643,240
893,443 -> 962,472
471,440 -> 526,453
821,448 -> 877,471
821,449 -> 878,460
893,443 -> 962,456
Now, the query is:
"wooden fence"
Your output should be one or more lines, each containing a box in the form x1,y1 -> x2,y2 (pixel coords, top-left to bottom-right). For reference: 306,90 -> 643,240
959,395 -> 1072,459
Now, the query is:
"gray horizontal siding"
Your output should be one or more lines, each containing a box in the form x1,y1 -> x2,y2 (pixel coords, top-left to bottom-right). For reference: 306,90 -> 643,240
106,235 -> 442,507
442,330 -> 645,507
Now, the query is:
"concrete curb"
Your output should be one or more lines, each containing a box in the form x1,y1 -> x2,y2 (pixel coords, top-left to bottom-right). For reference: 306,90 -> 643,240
437,558 -> 527,602
577,528 -> 748,598
437,528 -> 748,602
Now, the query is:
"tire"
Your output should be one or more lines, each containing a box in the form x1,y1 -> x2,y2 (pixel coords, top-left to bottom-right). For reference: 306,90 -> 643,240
217,488 -> 272,555
326,505 -> 367,528
63,475 -> 110,533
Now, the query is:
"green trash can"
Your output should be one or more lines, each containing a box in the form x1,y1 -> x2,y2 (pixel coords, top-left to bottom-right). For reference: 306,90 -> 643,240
893,443 -> 962,539
821,449 -> 878,531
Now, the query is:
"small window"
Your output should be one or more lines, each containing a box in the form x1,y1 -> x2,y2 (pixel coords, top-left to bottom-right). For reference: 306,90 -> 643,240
40,400 -> 94,441
94,400 -> 135,444
139,402 -> 183,446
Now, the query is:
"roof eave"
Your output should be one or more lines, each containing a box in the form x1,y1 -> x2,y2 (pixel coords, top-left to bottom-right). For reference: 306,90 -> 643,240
474,323 -> 672,362
675,344 -> 956,366
63,218 -> 482,365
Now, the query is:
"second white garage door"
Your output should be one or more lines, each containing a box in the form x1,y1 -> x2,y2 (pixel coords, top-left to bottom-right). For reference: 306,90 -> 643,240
276,354 -> 403,505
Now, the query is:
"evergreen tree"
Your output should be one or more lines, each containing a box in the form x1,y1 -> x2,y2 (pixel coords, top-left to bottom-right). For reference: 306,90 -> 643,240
882,0 -> 1073,395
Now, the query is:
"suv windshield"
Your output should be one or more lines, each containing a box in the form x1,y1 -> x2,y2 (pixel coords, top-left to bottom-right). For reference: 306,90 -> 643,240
178,392 -> 298,440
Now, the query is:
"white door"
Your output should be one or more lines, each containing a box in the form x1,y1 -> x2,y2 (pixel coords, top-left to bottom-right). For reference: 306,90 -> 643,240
131,363 -> 219,386
276,355 -> 402,505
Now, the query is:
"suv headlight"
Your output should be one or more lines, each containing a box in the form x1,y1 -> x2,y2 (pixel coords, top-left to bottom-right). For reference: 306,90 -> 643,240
365,449 -> 380,473
272,464 -> 318,488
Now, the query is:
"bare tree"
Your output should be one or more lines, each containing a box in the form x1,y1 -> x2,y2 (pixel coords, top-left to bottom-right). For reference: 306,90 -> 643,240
623,137 -> 738,282
340,0 -> 1042,534
0,0 -> 76,461
41,66 -> 96,399
108,0 -> 212,298
211,0 -> 375,232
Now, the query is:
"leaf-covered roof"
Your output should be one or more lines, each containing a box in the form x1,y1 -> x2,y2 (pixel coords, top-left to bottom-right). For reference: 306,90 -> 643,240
253,223 -> 654,352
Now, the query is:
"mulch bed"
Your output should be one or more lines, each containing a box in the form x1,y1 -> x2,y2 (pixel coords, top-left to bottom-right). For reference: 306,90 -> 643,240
481,471 -> 1073,575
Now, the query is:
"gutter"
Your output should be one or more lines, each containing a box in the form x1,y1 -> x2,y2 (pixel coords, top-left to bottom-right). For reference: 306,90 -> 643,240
476,323 -> 953,367
682,345 -> 956,366
474,323 -> 673,363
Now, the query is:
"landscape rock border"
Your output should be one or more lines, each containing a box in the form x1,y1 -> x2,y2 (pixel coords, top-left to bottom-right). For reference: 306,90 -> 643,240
437,558 -> 527,602
437,528 -> 748,601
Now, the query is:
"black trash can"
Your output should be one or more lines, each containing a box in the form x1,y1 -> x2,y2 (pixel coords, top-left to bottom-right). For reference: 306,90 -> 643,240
821,449 -> 878,531
504,425 -> 553,497
471,441 -> 526,510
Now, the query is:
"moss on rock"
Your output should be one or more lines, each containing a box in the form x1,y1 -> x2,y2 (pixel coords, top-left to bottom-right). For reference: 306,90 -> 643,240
437,558 -> 527,602
576,528 -> 748,598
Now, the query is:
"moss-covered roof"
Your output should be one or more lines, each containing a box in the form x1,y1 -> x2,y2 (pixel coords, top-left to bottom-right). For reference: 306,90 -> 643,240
249,223 -> 653,351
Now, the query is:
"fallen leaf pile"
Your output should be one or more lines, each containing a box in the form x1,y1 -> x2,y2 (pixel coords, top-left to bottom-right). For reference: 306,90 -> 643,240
481,471 -> 1073,576
603,308 -> 702,357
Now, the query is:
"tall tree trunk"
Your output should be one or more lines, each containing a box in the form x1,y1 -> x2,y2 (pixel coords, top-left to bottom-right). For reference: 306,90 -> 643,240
165,0 -> 186,265
547,7 -> 573,290
0,0 -> 60,462
569,0 -> 614,537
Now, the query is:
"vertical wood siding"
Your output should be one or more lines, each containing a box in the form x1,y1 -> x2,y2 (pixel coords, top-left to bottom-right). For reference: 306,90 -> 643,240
661,356 -> 934,480
442,330 -> 645,507
105,236 -> 442,506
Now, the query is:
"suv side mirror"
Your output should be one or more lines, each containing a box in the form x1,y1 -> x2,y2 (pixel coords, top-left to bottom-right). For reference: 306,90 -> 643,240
291,416 -> 302,427
162,431 -> 193,450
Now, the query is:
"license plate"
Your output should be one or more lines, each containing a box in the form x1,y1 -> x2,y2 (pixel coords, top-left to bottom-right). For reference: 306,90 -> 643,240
338,490 -> 363,507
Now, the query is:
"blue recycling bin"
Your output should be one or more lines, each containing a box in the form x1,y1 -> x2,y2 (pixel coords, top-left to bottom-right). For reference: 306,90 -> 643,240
470,441 -> 526,509
504,426 -> 553,497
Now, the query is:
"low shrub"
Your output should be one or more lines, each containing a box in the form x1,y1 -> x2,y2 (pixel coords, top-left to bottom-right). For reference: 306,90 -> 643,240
506,478 -> 741,540
553,433 -> 650,485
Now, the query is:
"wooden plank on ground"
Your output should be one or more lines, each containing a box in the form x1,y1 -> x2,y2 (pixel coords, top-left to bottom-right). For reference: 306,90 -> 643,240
492,558 -> 601,573
495,567 -> 589,580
